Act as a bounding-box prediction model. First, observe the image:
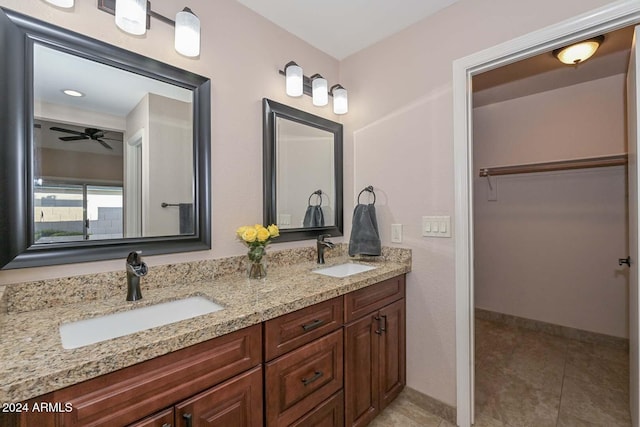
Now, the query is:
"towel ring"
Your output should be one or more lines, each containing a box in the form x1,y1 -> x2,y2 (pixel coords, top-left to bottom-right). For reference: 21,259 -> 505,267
308,189 -> 323,207
357,186 -> 376,205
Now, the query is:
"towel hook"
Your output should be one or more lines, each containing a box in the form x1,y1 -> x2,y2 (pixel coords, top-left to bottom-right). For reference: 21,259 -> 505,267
357,185 -> 376,205
308,189 -> 323,207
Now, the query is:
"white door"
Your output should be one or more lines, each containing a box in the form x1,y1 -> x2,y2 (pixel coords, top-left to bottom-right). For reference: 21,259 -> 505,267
627,25 -> 640,427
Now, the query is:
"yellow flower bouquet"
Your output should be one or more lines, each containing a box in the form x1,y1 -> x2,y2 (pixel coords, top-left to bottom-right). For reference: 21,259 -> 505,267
236,223 -> 279,278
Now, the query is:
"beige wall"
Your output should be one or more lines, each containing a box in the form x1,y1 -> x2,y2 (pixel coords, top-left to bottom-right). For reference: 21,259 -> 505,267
474,74 -> 628,338
0,0 -> 624,409
339,0 -> 619,406
38,147 -> 123,182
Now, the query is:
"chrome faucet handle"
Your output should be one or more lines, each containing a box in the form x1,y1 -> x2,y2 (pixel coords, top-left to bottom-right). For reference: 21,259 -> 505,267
317,234 -> 332,242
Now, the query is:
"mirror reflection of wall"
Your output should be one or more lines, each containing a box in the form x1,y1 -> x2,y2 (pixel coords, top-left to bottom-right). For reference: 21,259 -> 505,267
33,42 -> 195,241
275,117 -> 335,229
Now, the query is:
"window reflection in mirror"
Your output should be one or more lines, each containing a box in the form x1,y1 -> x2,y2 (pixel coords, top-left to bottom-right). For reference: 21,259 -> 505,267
33,43 -> 195,241
275,117 -> 335,229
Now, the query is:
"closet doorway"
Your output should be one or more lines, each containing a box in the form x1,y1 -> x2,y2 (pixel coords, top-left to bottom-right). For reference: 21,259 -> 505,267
452,2 -> 640,426
471,24 -> 633,426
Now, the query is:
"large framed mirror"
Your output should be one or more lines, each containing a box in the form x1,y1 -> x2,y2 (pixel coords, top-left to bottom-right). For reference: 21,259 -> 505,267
263,98 -> 343,242
0,8 -> 211,269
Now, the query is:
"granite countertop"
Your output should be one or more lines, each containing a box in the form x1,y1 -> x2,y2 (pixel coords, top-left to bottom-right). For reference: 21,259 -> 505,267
0,248 -> 410,403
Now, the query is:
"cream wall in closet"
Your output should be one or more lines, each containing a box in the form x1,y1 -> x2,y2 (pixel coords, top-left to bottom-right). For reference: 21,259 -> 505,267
473,73 -> 628,338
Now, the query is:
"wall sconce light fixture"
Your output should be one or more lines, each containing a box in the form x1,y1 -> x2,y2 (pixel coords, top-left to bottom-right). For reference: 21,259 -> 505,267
43,0 -> 74,8
279,61 -> 348,114
95,0 -> 201,57
284,61 -> 303,97
553,35 -> 604,66
311,74 -> 328,106
330,84 -> 348,115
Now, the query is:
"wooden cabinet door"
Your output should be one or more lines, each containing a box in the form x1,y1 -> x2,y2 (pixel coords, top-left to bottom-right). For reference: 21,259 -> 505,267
175,366 -> 263,427
344,314 -> 379,427
378,299 -> 406,410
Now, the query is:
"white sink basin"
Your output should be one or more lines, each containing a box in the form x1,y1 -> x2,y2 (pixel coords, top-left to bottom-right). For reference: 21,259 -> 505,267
312,263 -> 377,278
59,296 -> 223,349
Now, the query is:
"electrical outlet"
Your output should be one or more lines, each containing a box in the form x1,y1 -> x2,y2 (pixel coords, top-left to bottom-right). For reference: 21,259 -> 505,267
391,224 -> 402,243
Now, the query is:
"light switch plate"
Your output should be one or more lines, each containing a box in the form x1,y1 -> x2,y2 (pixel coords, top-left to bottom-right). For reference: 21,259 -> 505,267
422,216 -> 451,238
391,224 -> 403,243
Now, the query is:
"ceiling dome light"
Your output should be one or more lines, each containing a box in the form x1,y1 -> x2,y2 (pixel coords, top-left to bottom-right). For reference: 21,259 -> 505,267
115,0 -> 147,36
175,7 -> 200,57
62,89 -> 84,97
311,74 -> 328,106
43,0 -> 74,8
285,61 -> 303,97
553,35 -> 604,65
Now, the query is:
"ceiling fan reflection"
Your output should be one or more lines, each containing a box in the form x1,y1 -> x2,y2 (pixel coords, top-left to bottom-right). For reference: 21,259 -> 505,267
50,126 -> 120,150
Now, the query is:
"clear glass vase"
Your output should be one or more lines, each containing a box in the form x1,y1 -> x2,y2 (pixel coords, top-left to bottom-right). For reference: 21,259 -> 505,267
247,245 -> 267,279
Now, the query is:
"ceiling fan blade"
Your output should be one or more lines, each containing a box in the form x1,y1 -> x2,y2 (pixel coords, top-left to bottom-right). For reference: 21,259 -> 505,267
59,136 -> 88,141
100,136 -> 122,141
96,139 -> 113,150
50,127 -> 86,136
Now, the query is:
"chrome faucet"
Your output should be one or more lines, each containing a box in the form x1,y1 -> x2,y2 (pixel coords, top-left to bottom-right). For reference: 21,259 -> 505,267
126,251 -> 148,301
316,234 -> 335,264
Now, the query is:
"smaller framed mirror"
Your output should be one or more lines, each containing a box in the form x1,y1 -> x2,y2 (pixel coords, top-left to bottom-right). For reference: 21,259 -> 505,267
263,98 -> 343,242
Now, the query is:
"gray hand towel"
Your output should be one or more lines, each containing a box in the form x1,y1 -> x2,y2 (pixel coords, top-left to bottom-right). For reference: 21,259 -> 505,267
348,203 -> 381,256
303,205 -> 325,227
179,203 -> 194,235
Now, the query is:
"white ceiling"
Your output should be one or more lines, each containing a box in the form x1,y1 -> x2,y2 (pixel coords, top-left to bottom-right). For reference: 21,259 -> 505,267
234,0 -> 460,60
34,44 -> 192,119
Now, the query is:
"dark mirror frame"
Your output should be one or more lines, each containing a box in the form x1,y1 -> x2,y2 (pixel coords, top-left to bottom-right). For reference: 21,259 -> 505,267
263,98 -> 343,242
0,8 -> 211,269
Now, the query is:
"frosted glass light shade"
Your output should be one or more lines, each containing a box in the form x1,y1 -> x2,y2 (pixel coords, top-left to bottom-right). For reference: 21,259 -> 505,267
175,8 -> 200,57
332,85 -> 348,115
312,75 -> 328,106
553,36 -> 604,65
44,0 -> 74,8
285,62 -> 303,97
115,0 -> 147,36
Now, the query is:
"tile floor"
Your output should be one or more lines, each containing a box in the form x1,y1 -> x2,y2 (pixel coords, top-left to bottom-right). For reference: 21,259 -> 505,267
371,318 -> 631,427
474,318 -> 630,426
369,390 -> 455,427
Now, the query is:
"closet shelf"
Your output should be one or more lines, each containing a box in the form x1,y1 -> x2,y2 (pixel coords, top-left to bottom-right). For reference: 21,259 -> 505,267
479,154 -> 628,177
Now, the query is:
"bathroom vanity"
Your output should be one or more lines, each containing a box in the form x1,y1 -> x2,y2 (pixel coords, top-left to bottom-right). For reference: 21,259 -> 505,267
0,248 -> 409,427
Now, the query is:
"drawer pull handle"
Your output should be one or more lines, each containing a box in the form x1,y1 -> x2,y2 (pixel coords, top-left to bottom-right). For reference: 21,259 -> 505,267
183,413 -> 192,427
302,319 -> 325,331
162,424 -> 172,427
381,314 -> 387,333
302,370 -> 324,386
374,315 -> 382,335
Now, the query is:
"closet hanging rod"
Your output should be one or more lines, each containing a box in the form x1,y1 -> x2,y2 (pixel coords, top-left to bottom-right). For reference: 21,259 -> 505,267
479,154 -> 628,177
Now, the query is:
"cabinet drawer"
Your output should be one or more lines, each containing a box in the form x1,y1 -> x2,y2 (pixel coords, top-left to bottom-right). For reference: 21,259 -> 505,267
345,275 -> 405,322
53,324 -> 261,427
290,391 -> 344,427
265,329 -> 343,427
128,407 -> 174,427
264,296 -> 343,361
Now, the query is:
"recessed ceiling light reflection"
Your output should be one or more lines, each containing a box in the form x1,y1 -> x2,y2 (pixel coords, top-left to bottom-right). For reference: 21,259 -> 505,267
62,89 -> 84,97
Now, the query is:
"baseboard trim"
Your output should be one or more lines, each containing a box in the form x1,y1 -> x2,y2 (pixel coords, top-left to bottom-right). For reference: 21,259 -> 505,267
403,386 -> 456,425
475,308 -> 629,350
